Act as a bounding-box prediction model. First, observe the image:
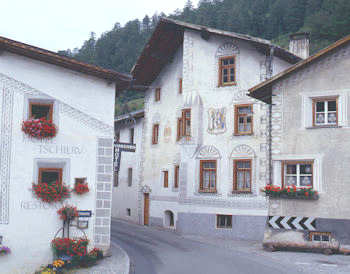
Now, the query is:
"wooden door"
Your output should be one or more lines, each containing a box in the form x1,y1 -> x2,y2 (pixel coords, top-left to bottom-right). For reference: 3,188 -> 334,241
144,193 -> 149,226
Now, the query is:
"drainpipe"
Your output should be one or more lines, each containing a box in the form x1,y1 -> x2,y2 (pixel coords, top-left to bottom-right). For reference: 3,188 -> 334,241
267,46 -> 274,185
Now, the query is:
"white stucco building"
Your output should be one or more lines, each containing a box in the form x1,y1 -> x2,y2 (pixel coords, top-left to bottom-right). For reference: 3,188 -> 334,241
0,36 -> 130,273
125,18 -> 302,240
112,109 -> 144,223
250,34 -> 350,250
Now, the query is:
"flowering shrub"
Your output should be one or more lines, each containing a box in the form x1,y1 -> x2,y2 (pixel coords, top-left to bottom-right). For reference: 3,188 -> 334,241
74,181 -> 89,195
51,238 -> 89,258
57,205 -> 78,221
32,181 -> 70,203
0,246 -> 11,256
22,118 -> 57,139
89,248 -> 103,260
262,185 -> 319,200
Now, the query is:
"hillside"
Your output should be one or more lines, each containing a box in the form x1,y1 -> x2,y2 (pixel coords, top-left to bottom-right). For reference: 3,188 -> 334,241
58,0 -> 350,115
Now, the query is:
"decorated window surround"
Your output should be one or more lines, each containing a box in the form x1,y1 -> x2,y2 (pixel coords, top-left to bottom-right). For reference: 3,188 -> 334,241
38,167 -> 63,186
177,109 -> 191,141
233,159 -> 252,193
199,160 -> 217,193
34,158 -> 71,188
152,124 -> 159,145
29,102 -> 53,121
218,56 -> 236,87
174,165 -> 179,189
234,104 -> 253,135
282,160 -> 314,188
272,154 -> 323,192
312,97 -> 338,127
300,89 -> 349,129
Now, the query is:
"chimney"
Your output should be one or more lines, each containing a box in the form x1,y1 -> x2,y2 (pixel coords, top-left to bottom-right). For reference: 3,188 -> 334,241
289,32 -> 310,59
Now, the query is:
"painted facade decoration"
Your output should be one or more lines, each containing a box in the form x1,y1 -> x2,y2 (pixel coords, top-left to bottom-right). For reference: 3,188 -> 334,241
0,36 -> 130,272
207,108 -> 226,135
114,18 -> 301,241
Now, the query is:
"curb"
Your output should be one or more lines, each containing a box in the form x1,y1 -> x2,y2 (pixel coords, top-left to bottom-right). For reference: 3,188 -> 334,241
111,241 -> 131,274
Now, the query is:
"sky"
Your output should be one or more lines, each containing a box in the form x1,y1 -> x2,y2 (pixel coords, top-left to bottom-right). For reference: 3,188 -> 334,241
1,0 -> 199,52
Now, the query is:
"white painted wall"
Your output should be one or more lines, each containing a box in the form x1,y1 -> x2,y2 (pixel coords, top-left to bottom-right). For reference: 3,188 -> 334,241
140,29 -> 294,228
0,53 -> 115,273
112,117 -> 143,223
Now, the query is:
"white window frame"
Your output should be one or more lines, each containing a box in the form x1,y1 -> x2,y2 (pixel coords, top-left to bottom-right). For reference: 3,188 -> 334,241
272,154 -> 323,192
283,161 -> 313,188
301,89 -> 349,129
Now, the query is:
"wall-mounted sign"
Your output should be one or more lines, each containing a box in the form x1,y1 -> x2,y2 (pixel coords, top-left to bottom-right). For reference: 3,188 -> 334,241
77,220 -> 89,229
78,210 -> 92,217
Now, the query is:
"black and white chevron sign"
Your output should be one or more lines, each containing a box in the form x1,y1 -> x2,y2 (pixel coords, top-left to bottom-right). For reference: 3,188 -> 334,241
268,216 -> 316,231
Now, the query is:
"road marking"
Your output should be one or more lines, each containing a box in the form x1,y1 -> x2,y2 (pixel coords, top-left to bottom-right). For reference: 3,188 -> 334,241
295,262 -> 311,265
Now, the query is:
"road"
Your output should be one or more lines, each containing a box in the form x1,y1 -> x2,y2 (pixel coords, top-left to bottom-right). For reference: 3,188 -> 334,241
110,219 -> 304,274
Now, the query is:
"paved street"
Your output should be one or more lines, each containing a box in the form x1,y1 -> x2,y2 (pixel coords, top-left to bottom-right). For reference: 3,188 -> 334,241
111,219 -> 305,274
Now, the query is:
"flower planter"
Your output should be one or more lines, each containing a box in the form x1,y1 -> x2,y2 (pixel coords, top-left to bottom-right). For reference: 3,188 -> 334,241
22,118 -> 57,139
32,181 -> 70,203
262,185 -> 319,200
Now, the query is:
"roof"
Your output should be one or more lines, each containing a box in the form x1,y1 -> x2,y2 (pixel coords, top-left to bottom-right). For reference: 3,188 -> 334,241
115,109 -> 144,122
131,18 -> 302,87
249,34 -> 350,103
0,36 -> 132,91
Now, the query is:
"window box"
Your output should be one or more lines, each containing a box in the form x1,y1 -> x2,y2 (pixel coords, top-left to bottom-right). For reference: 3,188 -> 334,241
22,118 -> 57,139
261,185 -> 319,200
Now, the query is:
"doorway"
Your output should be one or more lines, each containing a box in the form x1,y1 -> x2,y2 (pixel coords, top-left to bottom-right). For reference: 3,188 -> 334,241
144,193 -> 149,225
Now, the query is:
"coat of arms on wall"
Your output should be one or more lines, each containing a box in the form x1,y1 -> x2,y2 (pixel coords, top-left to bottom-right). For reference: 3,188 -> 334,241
207,107 -> 226,135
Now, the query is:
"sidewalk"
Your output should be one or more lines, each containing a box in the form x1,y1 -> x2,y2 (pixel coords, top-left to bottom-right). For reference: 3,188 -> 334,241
72,242 -> 130,274
182,234 -> 350,274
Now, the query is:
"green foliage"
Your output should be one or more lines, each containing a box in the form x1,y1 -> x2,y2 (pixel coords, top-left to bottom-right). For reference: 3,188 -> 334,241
59,0 -> 350,115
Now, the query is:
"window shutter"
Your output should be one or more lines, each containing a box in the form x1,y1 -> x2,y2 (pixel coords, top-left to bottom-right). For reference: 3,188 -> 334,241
177,118 -> 182,141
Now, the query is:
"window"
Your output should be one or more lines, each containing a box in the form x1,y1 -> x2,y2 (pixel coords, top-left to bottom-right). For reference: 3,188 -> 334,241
219,56 -> 236,86
29,102 -> 53,120
128,168 -> 133,187
235,105 -> 253,135
75,177 -> 86,185
152,124 -> 159,144
179,78 -> 183,94
163,170 -> 168,188
129,128 -> 134,144
313,97 -> 338,126
233,159 -> 252,193
282,161 -> 313,187
155,88 -> 161,102
177,109 -> 191,140
199,160 -> 217,192
114,171 -> 119,187
174,165 -> 179,188
216,215 -> 232,228
309,232 -> 331,242
38,168 -> 62,186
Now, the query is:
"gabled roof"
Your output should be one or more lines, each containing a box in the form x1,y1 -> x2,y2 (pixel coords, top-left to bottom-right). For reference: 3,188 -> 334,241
131,18 -> 302,87
249,34 -> 350,103
0,36 -> 132,91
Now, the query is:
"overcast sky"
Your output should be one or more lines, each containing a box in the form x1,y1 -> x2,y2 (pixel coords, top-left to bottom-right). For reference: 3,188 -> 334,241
1,0 -> 199,52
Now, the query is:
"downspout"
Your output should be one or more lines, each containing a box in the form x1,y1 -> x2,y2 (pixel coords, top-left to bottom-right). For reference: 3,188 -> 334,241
266,46 -> 274,185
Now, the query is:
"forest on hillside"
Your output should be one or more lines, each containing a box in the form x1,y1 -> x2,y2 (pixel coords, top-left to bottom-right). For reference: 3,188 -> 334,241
58,0 -> 350,115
